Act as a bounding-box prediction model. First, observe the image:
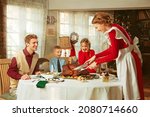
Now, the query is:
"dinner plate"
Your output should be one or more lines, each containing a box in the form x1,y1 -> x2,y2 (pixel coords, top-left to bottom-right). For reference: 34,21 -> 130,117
40,74 -> 53,79
48,78 -> 65,83
29,75 -> 38,79
99,74 -> 117,80
89,73 -> 100,79
30,74 -> 54,80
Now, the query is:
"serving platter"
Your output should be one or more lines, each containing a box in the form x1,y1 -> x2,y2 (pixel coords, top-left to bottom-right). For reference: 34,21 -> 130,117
59,73 -> 100,80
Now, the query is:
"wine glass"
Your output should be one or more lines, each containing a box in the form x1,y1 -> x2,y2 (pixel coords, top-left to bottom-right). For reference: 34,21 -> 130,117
101,63 -> 107,72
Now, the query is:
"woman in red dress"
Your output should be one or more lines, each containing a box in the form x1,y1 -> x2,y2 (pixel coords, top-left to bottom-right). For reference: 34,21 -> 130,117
78,38 -> 96,73
86,12 -> 144,100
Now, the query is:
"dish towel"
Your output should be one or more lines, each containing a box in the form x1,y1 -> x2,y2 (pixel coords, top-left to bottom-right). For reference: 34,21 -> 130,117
36,81 -> 48,88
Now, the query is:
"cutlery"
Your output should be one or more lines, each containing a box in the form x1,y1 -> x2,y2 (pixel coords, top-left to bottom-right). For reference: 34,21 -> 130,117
73,63 -> 88,71
36,75 -> 48,81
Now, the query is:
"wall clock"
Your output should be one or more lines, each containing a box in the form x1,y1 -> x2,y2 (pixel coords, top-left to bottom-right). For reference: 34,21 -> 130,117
70,32 -> 79,44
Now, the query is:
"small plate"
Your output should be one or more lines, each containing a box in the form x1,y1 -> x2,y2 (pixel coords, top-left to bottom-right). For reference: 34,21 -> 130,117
99,74 -> 117,80
40,74 -> 53,79
29,75 -> 38,79
48,78 -> 65,83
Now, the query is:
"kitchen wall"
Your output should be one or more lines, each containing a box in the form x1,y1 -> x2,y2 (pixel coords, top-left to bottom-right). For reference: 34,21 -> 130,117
44,10 -> 58,58
48,0 -> 150,10
45,0 -> 150,57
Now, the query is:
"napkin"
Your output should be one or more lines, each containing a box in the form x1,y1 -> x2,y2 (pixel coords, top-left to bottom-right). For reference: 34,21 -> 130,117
36,81 -> 48,88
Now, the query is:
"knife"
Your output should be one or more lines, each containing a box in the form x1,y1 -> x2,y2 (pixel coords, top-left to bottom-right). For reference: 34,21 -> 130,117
73,63 -> 88,71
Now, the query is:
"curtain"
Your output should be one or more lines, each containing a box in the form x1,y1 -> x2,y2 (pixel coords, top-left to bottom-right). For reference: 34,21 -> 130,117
6,0 -> 48,58
59,11 -> 109,57
0,0 -> 7,58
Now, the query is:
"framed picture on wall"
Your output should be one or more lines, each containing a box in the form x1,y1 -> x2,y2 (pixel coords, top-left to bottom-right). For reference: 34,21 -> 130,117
47,16 -> 57,25
46,25 -> 56,37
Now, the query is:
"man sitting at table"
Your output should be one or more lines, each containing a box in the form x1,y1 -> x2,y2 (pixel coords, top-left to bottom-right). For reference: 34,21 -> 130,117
7,34 -> 40,95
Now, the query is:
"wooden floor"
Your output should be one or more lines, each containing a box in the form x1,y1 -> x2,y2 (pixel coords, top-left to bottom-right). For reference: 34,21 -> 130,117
143,74 -> 150,100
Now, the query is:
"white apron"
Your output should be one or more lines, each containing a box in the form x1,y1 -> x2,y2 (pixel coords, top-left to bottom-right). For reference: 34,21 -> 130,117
105,27 -> 141,100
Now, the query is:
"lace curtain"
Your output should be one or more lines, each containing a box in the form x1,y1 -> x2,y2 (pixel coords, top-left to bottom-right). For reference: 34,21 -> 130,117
59,11 -> 108,57
6,0 -> 48,58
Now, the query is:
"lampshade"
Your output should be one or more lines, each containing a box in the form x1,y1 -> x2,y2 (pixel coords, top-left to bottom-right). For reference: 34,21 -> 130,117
59,36 -> 72,49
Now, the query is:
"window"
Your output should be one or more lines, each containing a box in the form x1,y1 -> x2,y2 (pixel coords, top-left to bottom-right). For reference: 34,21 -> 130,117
60,12 -> 73,35
59,11 -> 102,56
6,5 -> 45,58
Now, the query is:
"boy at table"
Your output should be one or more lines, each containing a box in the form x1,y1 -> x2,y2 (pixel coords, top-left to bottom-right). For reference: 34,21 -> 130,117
7,34 -> 40,95
49,45 -> 65,73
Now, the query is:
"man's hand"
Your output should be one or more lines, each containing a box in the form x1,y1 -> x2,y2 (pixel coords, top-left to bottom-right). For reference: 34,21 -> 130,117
35,71 -> 41,75
21,74 -> 31,80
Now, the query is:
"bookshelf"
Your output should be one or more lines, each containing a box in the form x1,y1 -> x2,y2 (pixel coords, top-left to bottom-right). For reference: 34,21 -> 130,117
114,10 -> 139,39
114,10 -> 150,74
138,10 -> 150,20
138,10 -> 150,74
138,10 -> 150,53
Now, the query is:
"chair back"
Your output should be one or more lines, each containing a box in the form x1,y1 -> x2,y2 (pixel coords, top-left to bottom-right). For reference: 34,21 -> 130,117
0,59 -> 11,95
37,58 -> 50,72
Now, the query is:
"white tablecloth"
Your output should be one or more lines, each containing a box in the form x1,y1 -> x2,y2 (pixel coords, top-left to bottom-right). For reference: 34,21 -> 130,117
16,76 -> 123,100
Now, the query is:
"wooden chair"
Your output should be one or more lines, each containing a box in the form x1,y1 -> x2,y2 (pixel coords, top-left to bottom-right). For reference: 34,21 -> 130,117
0,59 -> 16,100
37,58 -> 50,72
0,59 -> 11,95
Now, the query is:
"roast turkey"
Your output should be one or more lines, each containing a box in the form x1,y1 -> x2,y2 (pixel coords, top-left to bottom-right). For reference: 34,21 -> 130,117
62,63 -> 89,77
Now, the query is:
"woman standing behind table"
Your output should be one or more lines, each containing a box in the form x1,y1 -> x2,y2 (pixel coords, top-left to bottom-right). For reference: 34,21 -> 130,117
78,38 -> 96,73
86,12 -> 144,100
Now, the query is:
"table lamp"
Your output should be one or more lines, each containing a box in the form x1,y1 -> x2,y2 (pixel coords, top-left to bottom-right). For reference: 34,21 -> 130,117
59,36 -> 72,57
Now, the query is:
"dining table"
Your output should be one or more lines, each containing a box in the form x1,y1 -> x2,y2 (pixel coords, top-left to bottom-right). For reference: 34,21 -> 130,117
16,74 -> 123,100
